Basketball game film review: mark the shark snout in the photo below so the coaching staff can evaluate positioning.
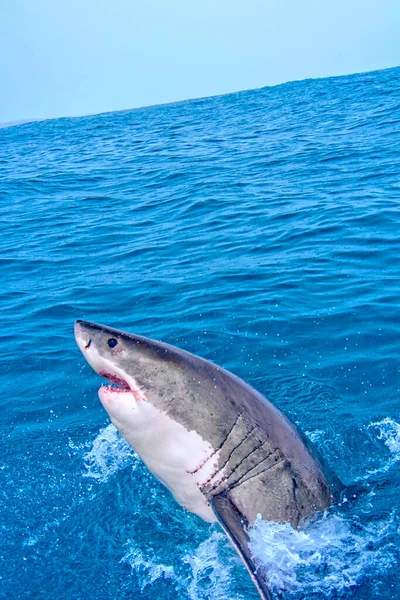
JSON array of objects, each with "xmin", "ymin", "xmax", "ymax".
[{"xmin": 74, "ymin": 320, "xmax": 93, "ymax": 352}]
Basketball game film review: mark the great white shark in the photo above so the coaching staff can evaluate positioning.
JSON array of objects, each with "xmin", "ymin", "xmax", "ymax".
[{"xmin": 74, "ymin": 320, "xmax": 336, "ymax": 599}]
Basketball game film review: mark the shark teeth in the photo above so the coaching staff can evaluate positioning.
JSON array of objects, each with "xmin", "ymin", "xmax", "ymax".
[{"xmin": 99, "ymin": 371, "xmax": 130, "ymax": 391}]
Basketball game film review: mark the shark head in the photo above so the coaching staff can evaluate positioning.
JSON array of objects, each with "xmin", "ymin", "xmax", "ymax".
[
  {"xmin": 74, "ymin": 320, "xmax": 191, "ymax": 431},
  {"xmin": 74, "ymin": 319, "xmax": 222, "ymax": 522}
]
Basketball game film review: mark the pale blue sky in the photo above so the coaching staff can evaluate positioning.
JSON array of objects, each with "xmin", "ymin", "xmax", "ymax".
[{"xmin": 1, "ymin": 0, "xmax": 399, "ymax": 123}]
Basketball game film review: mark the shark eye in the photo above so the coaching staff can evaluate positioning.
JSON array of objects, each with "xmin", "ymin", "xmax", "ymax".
[{"xmin": 108, "ymin": 338, "xmax": 118, "ymax": 348}]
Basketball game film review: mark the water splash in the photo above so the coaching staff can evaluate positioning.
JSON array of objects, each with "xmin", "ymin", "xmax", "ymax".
[
  {"xmin": 83, "ymin": 423, "xmax": 137, "ymax": 481},
  {"xmin": 122, "ymin": 547, "xmax": 176, "ymax": 591},
  {"xmin": 249, "ymin": 511, "xmax": 396, "ymax": 598},
  {"xmin": 183, "ymin": 531, "xmax": 243, "ymax": 600},
  {"xmin": 368, "ymin": 417, "xmax": 400, "ymax": 463},
  {"xmin": 122, "ymin": 529, "xmax": 245, "ymax": 600}
]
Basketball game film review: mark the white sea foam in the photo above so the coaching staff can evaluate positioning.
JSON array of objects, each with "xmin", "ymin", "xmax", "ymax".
[
  {"xmin": 183, "ymin": 531, "xmax": 242, "ymax": 600},
  {"xmin": 83, "ymin": 423, "xmax": 137, "ymax": 481},
  {"xmin": 368, "ymin": 417, "xmax": 400, "ymax": 463},
  {"xmin": 122, "ymin": 546, "xmax": 175, "ymax": 591},
  {"xmin": 249, "ymin": 511, "xmax": 396, "ymax": 598},
  {"xmin": 122, "ymin": 530, "xmax": 245, "ymax": 599}
]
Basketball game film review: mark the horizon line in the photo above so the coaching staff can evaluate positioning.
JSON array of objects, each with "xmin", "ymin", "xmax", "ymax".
[{"xmin": 1, "ymin": 63, "xmax": 398, "ymax": 130}]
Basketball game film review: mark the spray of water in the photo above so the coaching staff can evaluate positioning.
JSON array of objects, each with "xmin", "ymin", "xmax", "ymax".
[
  {"xmin": 367, "ymin": 417, "xmax": 400, "ymax": 469},
  {"xmin": 121, "ymin": 546, "xmax": 176, "ymax": 591},
  {"xmin": 249, "ymin": 510, "xmax": 396, "ymax": 598},
  {"xmin": 83, "ymin": 423, "xmax": 137, "ymax": 481}
]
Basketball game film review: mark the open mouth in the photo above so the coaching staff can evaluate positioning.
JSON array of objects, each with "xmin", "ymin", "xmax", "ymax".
[{"xmin": 99, "ymin": 371, "xmax": 131, "ymax": 393}]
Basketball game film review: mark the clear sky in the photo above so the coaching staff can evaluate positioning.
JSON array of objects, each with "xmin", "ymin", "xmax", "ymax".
[{"xmin": 1, "ymin": 0, "xmax": 399, "ymax": 123}]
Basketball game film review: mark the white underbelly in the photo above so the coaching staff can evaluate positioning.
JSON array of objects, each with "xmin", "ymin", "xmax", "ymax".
[{"xmin": 103, "ymin": 390, "xmax": 220, "ymax": 522}]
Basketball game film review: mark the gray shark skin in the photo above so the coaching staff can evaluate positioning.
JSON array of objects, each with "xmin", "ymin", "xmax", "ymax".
[{"xmin": 74, "ymin": 320, "xmax": 335, "ymax": 600}]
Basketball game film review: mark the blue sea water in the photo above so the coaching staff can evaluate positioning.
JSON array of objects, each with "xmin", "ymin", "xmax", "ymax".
[{"xmin": 1, "ymin": 66, "xmax": 400, "ymax": 599}]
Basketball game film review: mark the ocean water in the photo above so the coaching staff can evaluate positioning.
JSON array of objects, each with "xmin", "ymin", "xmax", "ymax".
[{"xmin": 1, "ymin": 66, "xmax": 400, "ymax": 599}]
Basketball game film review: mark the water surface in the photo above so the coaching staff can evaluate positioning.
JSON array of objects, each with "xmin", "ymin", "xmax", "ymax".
[{"xmin": 1, "ymin": 66, "xmax": 399, "ymax": 599}]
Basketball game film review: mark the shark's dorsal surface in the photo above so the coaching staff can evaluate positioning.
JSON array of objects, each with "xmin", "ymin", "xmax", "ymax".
[{"xmin": 74, "ymin": 320, "xmax": 335, "ymax": 599}]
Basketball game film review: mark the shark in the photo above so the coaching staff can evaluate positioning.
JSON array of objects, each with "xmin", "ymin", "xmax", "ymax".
[{"xmin": 74, "ymin": 320, "xmax": 335, "ymax": 599}]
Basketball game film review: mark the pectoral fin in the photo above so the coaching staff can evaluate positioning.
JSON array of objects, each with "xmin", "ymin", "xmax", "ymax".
[{"xmin": 211, "ymin": 493, "xmax": 272, "ymax": 600}]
